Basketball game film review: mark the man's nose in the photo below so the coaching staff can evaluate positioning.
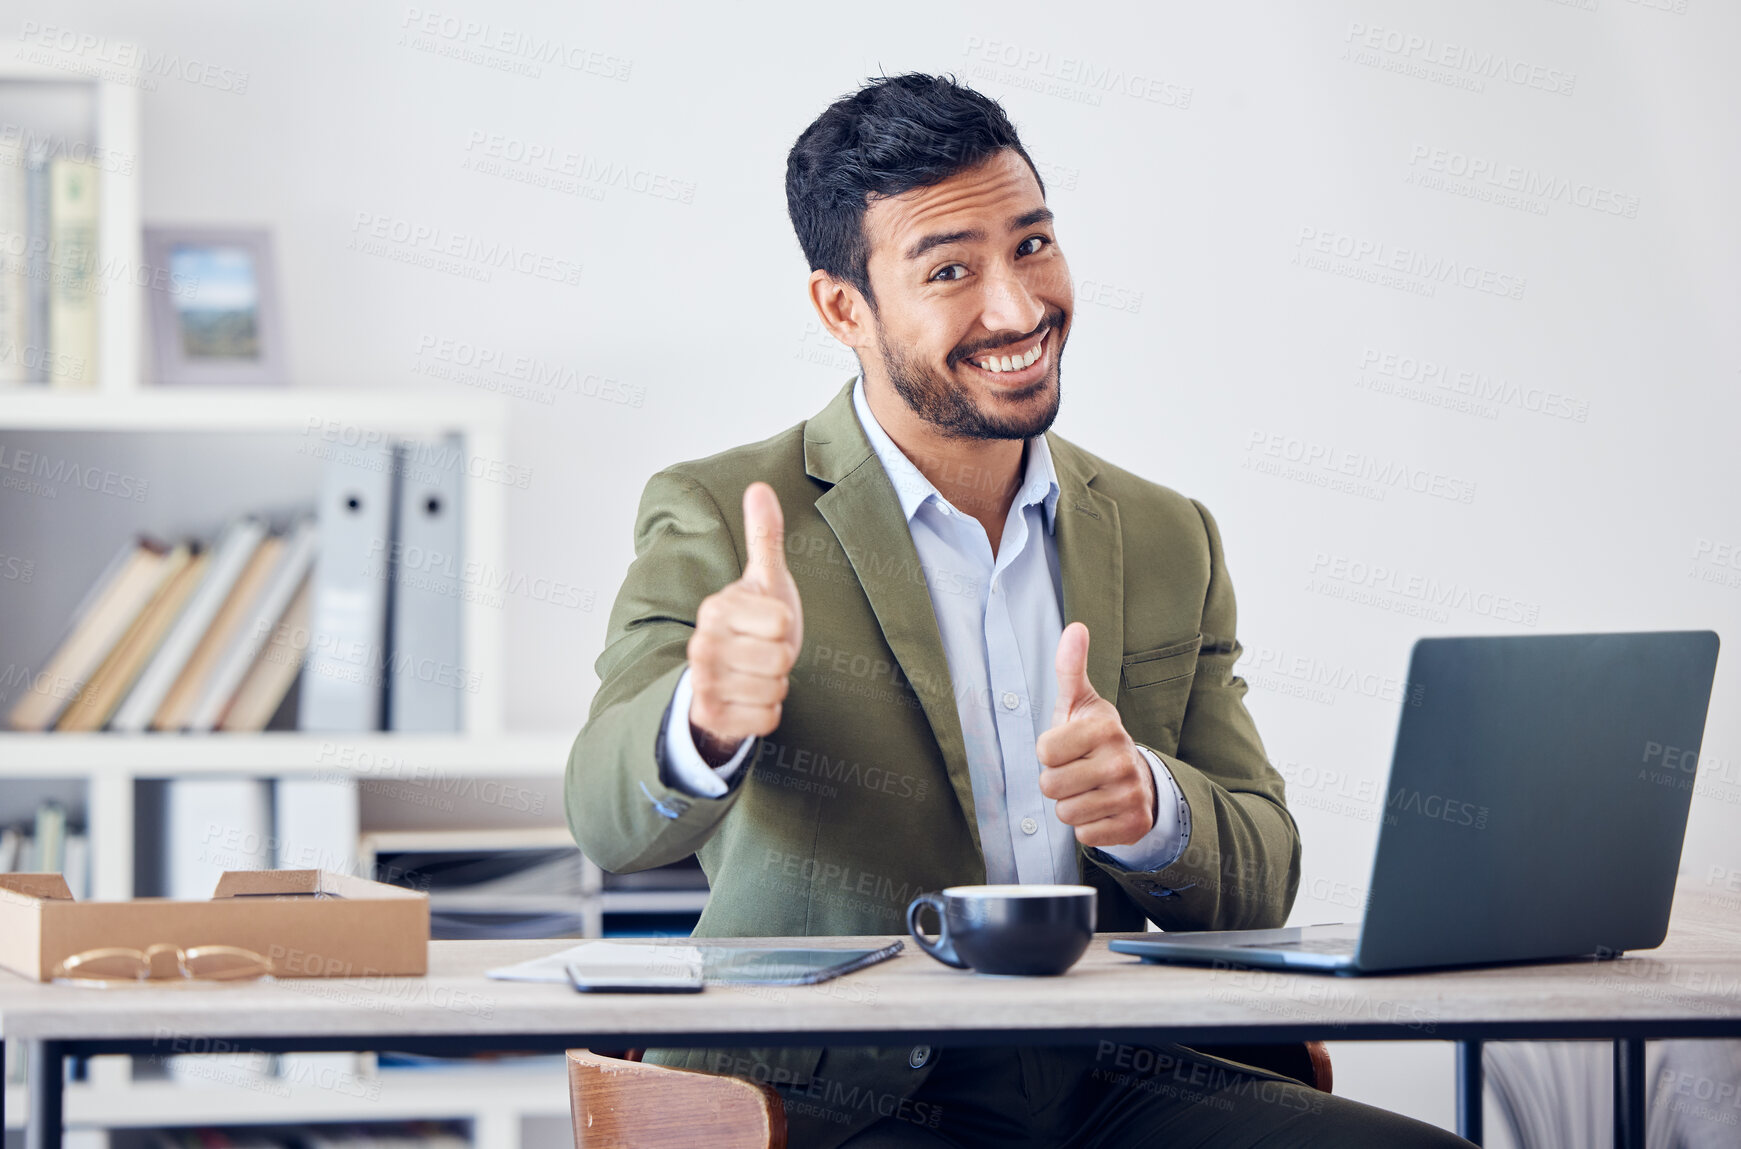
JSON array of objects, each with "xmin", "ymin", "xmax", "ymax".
[{"xmin": 977, "ymin": 263, "xmax": 1045, "ymax": 336}]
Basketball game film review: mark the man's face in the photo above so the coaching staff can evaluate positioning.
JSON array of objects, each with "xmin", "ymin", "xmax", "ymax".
[{"xmin": 858, "ymin": 149, "xmax": 1073, "ymax": 441}]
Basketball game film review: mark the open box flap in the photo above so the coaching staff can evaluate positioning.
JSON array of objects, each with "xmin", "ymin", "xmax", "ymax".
[
  {"xmin": 0, "ymin": 874, "xmax": 74, "ymax": 902},
  {"xmin": 211, "ymin": 869, "xmax": 426, "ymax": 900}
]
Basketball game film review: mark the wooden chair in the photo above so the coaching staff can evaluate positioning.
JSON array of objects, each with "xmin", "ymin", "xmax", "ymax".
[{"xmin": 568, "ymin": 1043, "xmax": 1330, "ymax": 1148}]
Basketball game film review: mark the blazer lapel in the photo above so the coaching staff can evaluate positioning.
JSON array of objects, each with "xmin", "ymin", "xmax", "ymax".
[
  {"xmin": 1046, "ymin": 434, "xmax": 1125, "ymax": 706},
  {"xmin": 804, "ymin": 382, "xmax": 983, "ymax": 859}
]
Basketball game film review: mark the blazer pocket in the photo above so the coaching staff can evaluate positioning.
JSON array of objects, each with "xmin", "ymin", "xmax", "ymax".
[{"xmin": 1120, "ymin": 634, "xmax": 1204, "ymax": 691}]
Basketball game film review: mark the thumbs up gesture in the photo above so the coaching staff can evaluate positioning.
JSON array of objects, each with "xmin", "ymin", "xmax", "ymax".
[
  {"xmin": 686, "ymin": 482, "xmax": 805, "ymax": 764},
  {"xmin": 1036, "ymin": 622, "xmax": 1157, "ymax": 848}
]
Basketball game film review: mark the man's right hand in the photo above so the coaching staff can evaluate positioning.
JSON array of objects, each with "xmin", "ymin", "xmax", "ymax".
[{"xmin": 685, "ymin": 481, "xmax": 804, "ymax": 765}]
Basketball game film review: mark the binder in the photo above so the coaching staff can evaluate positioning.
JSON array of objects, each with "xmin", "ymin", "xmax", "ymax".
[
  {"xmin": 274, "ymin": 775, "xmax": 359, "ymax": 875},
  {"xmin": 301, "ymin": 440, "xmax": 394, "ymax": 730},
  {"xmin": 111, "ymin": 519, "xmax": 269, "ymax": 733},
  {"xmin": 163, "ymin": 777, "xmax": 272, "ymax": 899},
  {"xmin": 388, "ymin": 436, "xmax": 464, "ymax": 731},
  {"xmin": 186, "ymin": 518, "xmax": 318, "ymax": 731}
]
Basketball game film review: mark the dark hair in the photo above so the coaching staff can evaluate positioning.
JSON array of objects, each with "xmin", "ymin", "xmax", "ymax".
[{"xmin": 785, "ymin": 73, "xmax": 1044, "ymax": 309}]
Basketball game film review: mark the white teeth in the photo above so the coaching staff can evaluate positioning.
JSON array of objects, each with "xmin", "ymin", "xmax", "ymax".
[{"xmin": 975, "ymin": 335, "xmax": 1045, "ymax": 372}]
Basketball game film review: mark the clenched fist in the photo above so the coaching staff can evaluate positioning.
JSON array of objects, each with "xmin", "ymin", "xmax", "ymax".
[
  {"xmin": 686, "ymin": 482, "xmax": 804, "ymax": 764},
  {"xmin": 1036, "ymin": 622, "xmax": 1157, "ymax": 848}
]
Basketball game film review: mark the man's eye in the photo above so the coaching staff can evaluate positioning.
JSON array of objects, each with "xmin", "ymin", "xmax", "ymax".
[
  {"xmin": 930, "ymin": 263, "xmax": 967, "ymax": 282},
  {"xmin": 1018, "ymin": 235, "xmax": 1050, "ymax": 257}
]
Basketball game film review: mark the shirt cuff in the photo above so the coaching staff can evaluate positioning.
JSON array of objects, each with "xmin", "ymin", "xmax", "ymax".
[
  {"xmin": 659, "ymin": 667, "xmax": 754, "ymax": 798},
  {"xmin": 1096, "ymin": 746, "xmax": 1191, "ymax": 872}
]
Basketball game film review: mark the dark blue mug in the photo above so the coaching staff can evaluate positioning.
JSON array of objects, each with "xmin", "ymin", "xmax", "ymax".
[{"xmin": 906, "ymin": 884, "xmax": 1096, "ymax": 976}]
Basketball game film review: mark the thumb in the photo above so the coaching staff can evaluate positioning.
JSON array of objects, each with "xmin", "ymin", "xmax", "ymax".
[
  {"xmin": 742, "ymin": 481, "xmax": 789, "ymax": 594},
  {"xmin": 1051, "ymin": 622, "xmax": 1097, "ymax": 728}
]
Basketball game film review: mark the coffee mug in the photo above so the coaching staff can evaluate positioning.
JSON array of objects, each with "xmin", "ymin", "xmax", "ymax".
[{"xmin": 906, "ymin": 884, "xmax": 1096, "ymax": 976}]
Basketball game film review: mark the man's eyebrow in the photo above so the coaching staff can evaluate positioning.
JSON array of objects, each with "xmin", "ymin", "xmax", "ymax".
[
  {"xmin": 904, "ymin": 228, "xmax": 985, "ymax": 262},
  {"xmin": 902, "ymin": 207, "xmax": 1057, "ymax": 262}
]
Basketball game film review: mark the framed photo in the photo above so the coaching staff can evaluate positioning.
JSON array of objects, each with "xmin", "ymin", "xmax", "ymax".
[{"xmin": 143, "ymin": 226, "xmax": 286, "ymax": 386}]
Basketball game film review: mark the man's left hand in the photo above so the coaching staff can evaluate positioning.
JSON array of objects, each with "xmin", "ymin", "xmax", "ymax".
[{"xmin": 1036, "ymin": 622, "xmax": 1157, "ymax": 848}]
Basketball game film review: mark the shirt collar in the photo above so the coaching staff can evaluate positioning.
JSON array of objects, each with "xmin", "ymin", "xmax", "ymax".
[{"xmin": 851, "ymin": 375, "xmax": 1060, "ymax": 533}]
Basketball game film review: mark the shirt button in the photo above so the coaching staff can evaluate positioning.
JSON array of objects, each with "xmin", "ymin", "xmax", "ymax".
[
  {"xmin": 909, "ymin": 1045, "xmax": 931, "ymax": 1069},
  {"xmin": 1021, "ymin": 817, "xmax": 1038, "ymax": 835},
  {"xmin": 1001, "ymin": 691, "xmax": 1020, "ymax": 710}
]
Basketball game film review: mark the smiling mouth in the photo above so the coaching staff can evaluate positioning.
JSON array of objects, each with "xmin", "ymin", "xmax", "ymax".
[{"xmin": 961, "ymin": 327, "xmax": 1050, "ymax": 383}]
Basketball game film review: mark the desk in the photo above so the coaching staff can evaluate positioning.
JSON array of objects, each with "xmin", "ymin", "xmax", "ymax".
[{"xmin": 3, "ymin": 890, "xmax": 1737, "ymax": 1149}]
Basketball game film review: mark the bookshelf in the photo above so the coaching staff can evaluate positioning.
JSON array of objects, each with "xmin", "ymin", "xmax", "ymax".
[{"xmin": 0, "ymin": 56, "xmax": 705, "ymax": 1149}]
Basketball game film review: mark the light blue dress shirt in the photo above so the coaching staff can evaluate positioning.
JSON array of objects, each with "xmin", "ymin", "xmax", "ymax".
[{"xmin": 659, "ymin": 378, "xmax": 1190, "ymax": 881}]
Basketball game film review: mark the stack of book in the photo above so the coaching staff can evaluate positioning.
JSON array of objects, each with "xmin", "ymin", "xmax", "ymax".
[
  {"xmin": 3, "ymin": 433, "xmax": 470, "ymax": 736},
  {"xmin": 0, "ymin": 137, "xmax": 98, "ymax": 387},
  {"xmin": 5, "ymin": 517, "xmax": 318, "ymax": 734}
]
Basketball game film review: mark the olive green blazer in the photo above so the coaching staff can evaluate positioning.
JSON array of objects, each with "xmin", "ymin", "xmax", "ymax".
[{"xmin": 565, "ymin": 378, "xmax": 1300, "ymax": 1148}]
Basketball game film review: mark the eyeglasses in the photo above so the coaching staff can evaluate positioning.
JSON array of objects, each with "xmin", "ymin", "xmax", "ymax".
[{"xmin": 52, "ymin": 943, "xmax": 273, "ymax": 986}]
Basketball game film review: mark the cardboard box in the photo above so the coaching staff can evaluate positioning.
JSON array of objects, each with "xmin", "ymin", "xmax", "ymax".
[{"xmin": 0, "ymin": 870, "xmax": 428, "ymax": 982}]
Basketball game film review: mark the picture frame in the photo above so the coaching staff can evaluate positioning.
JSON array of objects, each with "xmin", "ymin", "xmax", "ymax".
[{"xmin": 142, "ymin": 225, "xmax": 286, "ymax": 386}]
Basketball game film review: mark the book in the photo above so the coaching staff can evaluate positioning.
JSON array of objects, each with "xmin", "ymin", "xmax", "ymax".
[
  {"xmin": 151, "ymin": 532, "xmax": 285, "ymax": 731},
  {"xmin": 111, "ymin": 518, "xmax": 269, "ymax": 733},
  {"xmin": 47, "ymin": 156, "xmax": 98, "ymax": 387},
  {"xmin": 23, "ymin": 147, "xmax": 49, "ymax": 384},
  {"xmin": 217, "ymin": 573, "xmax": 312, "ymax": 732},
  {"xmin": 55, "ymin": 543, "xmax": 200, "ymax": 732},
  {"xmin": 6, "ymin": 538, "xmax": 174, "ymax": 731},
  {"xmin": 187, "ymin": 518, "xmax": 318, "ymax": 731},
  {"xmin": 32, "ymin": 801, "xmax": 67, "ymax": 874},
  {"xmin": 63, "ymin": 832, "xmax": 88, "ymax": 899},
  {"xmin": 0, "ymin": 132, "xmax": 26, "ymax": 385}
]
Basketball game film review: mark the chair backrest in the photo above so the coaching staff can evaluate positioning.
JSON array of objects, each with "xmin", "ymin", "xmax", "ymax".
[{"xmin": 568, "ymin": 1050, "xmax": 786, "ymax": 1149}]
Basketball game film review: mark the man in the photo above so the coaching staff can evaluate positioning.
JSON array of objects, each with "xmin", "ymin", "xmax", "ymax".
[{"xmin": 568, "ymin": 73, "xmax": 1468, "ymax": 1147}]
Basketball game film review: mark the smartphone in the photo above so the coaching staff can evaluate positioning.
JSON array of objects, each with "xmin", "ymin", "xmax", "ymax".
[{"xmin": 566, "ymin": 963, "xmax": 704, "ymax": 994}]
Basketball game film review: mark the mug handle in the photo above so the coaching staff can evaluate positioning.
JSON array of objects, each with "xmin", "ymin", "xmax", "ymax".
[{"xmin": 906, "ymin": 893, "xmax": 968, "ymax": 969}]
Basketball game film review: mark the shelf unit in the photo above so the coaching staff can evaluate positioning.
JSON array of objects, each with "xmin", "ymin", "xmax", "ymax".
[{"xmin": 0, "ymin": 56, "xmax": 699, "ymax": 1149}]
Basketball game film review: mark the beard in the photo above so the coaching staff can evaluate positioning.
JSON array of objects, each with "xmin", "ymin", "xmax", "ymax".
[{"xmin": 875, "ymin": 308, "xmax": 1066, "ymax": 441}]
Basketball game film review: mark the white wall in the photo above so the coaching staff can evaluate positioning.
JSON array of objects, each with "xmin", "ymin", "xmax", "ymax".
[{"xmin": 32, "ymin": 0, "xmax": 1740, "ymax": 1133}]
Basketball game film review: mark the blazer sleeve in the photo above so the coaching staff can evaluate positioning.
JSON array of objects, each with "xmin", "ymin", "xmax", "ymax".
[
  {"xmin": 565, "ymin": 468, "xmax": 758, "ymax": 872},
  {"xmin": 1086, "ymin": 499, "xmax": 1302, "ymax": 931}
]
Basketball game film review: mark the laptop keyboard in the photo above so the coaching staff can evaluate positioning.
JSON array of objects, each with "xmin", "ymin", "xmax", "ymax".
[{"xmin": 1237, "ymin": 937, "xmax": 1357, "ymax": 955}]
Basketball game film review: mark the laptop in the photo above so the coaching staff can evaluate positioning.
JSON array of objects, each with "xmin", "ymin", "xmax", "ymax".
[{"xmin": 1110, "ymin": 631, "xmax": 1720, "ymax": 975}]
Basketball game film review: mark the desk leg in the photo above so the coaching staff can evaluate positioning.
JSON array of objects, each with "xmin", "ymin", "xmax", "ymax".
[
  {"xmin": 1456, "ymin": 1040, "xmax": 1483, "ymax": 1145},
  {"xmin": 26, "ymin": 1041, "xmax": 64, "ymax": 1149},
  {"xmin": 1613, "ymin": 1038, "xmax": 1646, "ymax": 1149}
]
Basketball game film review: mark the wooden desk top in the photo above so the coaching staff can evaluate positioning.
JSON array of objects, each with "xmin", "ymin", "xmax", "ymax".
[{"xmin": 3, "ymin": 891, "xmax": 1737, "ymax": 1049}]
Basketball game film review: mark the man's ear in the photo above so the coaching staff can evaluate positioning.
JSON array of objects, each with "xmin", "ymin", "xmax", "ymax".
[{"xmin": 807, "ymin": 269, "xmax": 874, "ymax": 352}]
